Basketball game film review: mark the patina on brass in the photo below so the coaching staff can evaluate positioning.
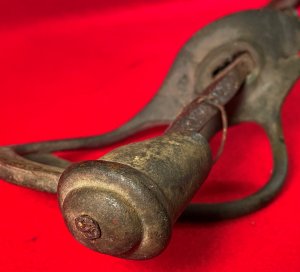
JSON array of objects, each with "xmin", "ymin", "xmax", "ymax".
[
  {"xmin": 58, "ymin": 56, "xmax": 252, "ymax": 259},
  {"xmin": 0, "ymin": 5, "xmax": 300, "ymax": 260}
]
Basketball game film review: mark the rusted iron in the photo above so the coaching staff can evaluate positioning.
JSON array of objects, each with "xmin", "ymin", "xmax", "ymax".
[
  {"xmin": 75, "ymin": 215, "xmax": 101, "ymax": 240},
  {"xmin": 166, "ymin": 53, "xmax": 253, "ymax": 135},
  {"xmin": 0, "ymin": 4, "xmax": 300, "ymax": 260}
]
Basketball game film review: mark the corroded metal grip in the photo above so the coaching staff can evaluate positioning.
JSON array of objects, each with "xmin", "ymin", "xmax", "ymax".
[
  {"xmin": 58, "ymin": 132, "xmax": 212, "ymax": 259},
  {"xmin": 57, "ymin": 53, "xmax": 250, "ymax": 259}
]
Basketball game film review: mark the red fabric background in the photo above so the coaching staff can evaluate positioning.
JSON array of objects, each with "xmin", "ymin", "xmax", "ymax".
[{"xmin": 1, "ymin": 0, "xmax": 300, "ymax": 271}]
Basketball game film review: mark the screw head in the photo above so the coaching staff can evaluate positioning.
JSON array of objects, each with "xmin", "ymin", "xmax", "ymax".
[{"xmin": 75, "ymin": 215, "xmax": 101, "ymax": 240}]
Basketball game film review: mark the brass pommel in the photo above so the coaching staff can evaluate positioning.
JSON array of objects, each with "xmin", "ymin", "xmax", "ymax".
[{"xmin": 58, "ymin": 132, "xmax": 212, "ymax": 259}]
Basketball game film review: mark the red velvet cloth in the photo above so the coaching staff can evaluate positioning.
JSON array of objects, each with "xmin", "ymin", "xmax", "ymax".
[{"xmin": 1, "ymin": 0, "xmax": 300, "ymax": 271}]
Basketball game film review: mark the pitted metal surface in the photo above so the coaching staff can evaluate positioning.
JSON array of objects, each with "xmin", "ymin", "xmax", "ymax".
[{"xmin": 0, "ymin": 6, "xmax": 300, "ymax": 260}]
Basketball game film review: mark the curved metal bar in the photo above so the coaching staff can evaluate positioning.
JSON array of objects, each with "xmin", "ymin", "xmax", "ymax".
[
  {"xmin": 14, "ymin": 119, "xmax": 168, "ymax": 155},
  {"xmin": 0, "ymin": 147, "xmax": 63, "ymax": 192},
  {"xmin": 0, "ymin": 120, "xmax": 163, "ymax": 193},
  {"xmin": 180, "ymin": 118, "xmax": 288, "ymax": 221}
]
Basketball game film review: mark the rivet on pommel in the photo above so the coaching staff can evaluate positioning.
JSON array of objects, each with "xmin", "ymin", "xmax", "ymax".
[{"xmin": 75, "ymin": 215, "xmax": 101, "ymax": 240}]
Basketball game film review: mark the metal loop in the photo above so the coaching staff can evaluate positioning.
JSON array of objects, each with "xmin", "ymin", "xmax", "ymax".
[
  {"xmin": 196, "ymin": 96, "xmax": 229, "ymax": 163},
  {"xmin": 180, "ymin": 117, "xmax": 288, "ymax": 221}
]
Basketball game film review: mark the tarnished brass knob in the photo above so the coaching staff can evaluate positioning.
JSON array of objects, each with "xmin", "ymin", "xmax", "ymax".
[{"xmin": 58, "ymin": 132, "xmax": 212, "ymax": 259}]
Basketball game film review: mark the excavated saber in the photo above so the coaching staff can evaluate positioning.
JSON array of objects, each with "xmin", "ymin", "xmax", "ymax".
[{"xmin": 1, "ymin": 6, "xmax": 300, "ymax": 260}]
